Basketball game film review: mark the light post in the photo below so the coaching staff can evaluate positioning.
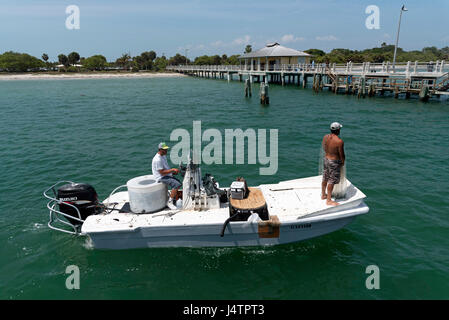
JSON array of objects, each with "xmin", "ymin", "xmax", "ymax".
[
  {"xmin": 185, "ymin": 49, "xmax": 189, "ymax": 66},
  {"xmin": 392, "ymin": 5, "xmax": 408, "ymax": 72}
]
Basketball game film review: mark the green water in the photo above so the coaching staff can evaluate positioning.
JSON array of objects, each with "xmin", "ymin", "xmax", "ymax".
[{"xmin": 1, "ymin": 77, "xmax": 448, "ymax": 300}]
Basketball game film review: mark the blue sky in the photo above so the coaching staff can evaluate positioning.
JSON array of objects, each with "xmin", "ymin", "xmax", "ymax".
[{"xmin": 0, "ymin": 0, "xmax": 448, "ymax": 61}]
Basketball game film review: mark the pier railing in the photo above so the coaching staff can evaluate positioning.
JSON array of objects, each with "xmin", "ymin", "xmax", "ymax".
[{"xmin": 167, "ymin": 61, "xmax": 448, "ymax": 77}]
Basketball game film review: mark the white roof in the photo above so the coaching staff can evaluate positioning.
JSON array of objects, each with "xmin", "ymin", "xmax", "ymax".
[
  {"xmin": 56, "ymin": 64, "xmax": 83, "ymax": 67},
  {"xmin": 239, "ymin": 43, "xmax": 310, "ymax": 59}
]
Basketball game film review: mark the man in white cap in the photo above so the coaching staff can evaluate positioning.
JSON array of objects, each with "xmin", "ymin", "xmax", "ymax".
[
  {"xmin": 152, "ymin": 142, "xmax": 181, "ymax": 210},
  {"xmin": 321, "ymin": 122, "xmax": 345, "ymax": 206}
]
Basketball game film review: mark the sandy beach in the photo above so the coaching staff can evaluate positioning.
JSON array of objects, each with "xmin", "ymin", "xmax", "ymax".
[{"xmin": 0, "ymin": 72, "xmax": 186, "ymax": 81}]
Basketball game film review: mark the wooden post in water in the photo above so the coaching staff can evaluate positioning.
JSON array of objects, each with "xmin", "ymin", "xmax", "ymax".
[
  {"xmin": 405, "ymin": 79, "xmax": 411, "ymax": 98},
  {"xmin": 345, "ymin": 76, "xmax": 350, "ymax": 94},
  {"xmin": 419, "ymin": 85, "xmax": 430, "ymax": 102},
  {"xmin": 359, "ymin": 77, "xmax": 366, "ymax": 98},
  {"xmin": 394, "ymin": 82, "xmax": 399, "ymax": 99},
  {"xmin": 260, "ymin": 82, "xmax": 270, "ymax": 105},
  {"xmin": 380, "ymin": 78, "xmax": 386, "ymax": 95},
  {"xmin": 334, "ymin": 76, "xmax": 339, "ymax": 94},
  {"xmin": 245, "ymin": 78, "xmax": 252, "ymax": 97},
  {"xmin": 362, "ymin": 76, "xmax": 366, "ymax": 98},
  {"xmin": 368, "ymin": 83, "xmax": 376, "ymax": 97}
]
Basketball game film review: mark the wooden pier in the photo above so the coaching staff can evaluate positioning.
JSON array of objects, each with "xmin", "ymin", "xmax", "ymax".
[{"xmin": 167, "ymin": 61, "xmax": 449, "ymax": 101}]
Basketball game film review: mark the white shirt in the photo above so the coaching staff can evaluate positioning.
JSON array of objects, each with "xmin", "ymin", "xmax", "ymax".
[{"xmin": 152, "ymin": 153, "xmax": 172, "ymax": 181}]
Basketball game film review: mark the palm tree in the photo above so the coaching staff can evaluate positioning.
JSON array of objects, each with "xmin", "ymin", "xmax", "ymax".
[
  {"xmin": 42, "ymin": 53, "xmax": 49, "ymax": 70},
  {"xmin": 116, "ymin": 53, "xmax": 131, "ymax": 70},
  {"xmin": 58, "ymin": 54, "xmax": 69, "ymax": 71}
]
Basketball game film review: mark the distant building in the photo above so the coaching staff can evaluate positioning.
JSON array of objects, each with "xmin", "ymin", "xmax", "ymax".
[
  {"xmin": 55, "ymin": 64, "xmax": 83, "ymax": 71},
  {"xmin": 238, "ymin": 43, "xmax": 311, "ymax": 71}
]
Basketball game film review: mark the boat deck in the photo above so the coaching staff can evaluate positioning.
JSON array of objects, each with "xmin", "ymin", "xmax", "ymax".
[
  {"xmin": 261, "ymin": 175, "xmax": 366, "ymax": 219},
  {"xmin": 81, "ymin": 175, "xmax": 366, "ymax": 234}
]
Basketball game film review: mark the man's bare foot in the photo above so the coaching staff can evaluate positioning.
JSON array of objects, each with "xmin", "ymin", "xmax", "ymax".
[
  {"xmin": 326, "ymin": 200, "xmax": 340, "ymax": 206},
  {"xmin": 321, "ymin": 194, "xmax": 327, "ymax": 200}
]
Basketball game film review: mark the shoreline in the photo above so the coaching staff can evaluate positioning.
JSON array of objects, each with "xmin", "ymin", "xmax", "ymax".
[{"xmin": 0, "ymin": 72, "xmax": 186, "ymax": 81}]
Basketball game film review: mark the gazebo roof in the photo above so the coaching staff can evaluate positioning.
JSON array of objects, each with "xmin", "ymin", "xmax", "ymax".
[{"xmin": 239, "ymin": 43, "xmax": 310, "ymax": 59}]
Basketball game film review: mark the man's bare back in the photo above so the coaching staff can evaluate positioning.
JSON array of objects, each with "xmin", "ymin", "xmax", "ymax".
[{"xmin": 322, "ymin": 134, "xmax": 345, "ymax": 164}]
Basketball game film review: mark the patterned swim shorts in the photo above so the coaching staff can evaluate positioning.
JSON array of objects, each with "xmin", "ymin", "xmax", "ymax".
[
  {"xmin": 159, "ymin": 176, "xmax": 182, "ymax": 189},
  {"xmin": 323, "ymin": 158, "xmax": 342, "ymax": 185}
]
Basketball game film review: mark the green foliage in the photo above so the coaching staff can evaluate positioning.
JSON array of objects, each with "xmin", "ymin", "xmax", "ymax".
[
  {"xmin": 83, "ymin": 55, "xmax": 107, "ymax": 71},
  {"xmin": 58, "ymin": 54, "xmax": 69, "ymax": 67},
  {"xmin": 66, "ymin": 66, "xmax": 79, "ymax": 72},
  {"xmin": 304, "ymin": 49, "xmax": 325, "ymax": 57},
  {"xmin": 142, "ymin": 51, "xmax": 156, "ymax": 62},
  {"xmin": 168, "ymin": 53, "xmax": 189, "ymax": 65},
  {"xmin": 116, "ymin": 53, "xmax": 132, "ymax": 69},
  {"xmin": 192, "ymin": 54, "xmax": 240, "ymax": 65},
  {"xmin": 245, "ymin": 45, "xmax": 252, "ymax": 53},
  {"xmin": 154, "ymin": 56, "xmax": 168, "ymax": 71},
  {"xmin": 0, "ymin": 51, "xmax": 44, "ymax": 72},
  {"xmin": 133, "ymin": 51, "xmax": 156, "ymax": 70},
  {"xmin": 68, "ymin": 52, "xmax": 80, "ymax": 65},
  {"xmin": 307, "ymin": 45, "xmax": 449, "ymax": 64},
  {"xmin": 226, "ymin": 55, "xmax": 240, "ymax": 65}
]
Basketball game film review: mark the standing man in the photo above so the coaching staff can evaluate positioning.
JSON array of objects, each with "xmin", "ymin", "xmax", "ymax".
[
  {"xmin": 152, "ymin": 142, "xmax": 181, "ymax": 210},
  {"xmin": 321, "ymin": 122, "xmax": 345, "ymax": 206}
]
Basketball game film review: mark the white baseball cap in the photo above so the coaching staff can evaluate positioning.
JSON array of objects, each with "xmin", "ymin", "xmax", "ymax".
[{"xmin": 330, "ymin": 122, "xmax": 343, "ymax": 130}]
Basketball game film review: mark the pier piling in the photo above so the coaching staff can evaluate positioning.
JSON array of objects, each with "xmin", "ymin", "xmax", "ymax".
[
  {"xmin": 260, "ymin": 83, "xmax": 269, "ymax": 105},
  {"xmin": 245, "ymin": 78, "xmax": 252, "ymax": 97}
]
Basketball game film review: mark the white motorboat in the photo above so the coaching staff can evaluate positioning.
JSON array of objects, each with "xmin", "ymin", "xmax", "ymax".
[{"xmin": 44, "ymin": 159, "xmax": 369, "ymax": 249}]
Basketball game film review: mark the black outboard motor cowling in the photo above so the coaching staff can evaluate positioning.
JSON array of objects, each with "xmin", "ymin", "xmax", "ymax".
[{"xmin": 57, "ymin": 183, "xmax": 99, "ymax": 226}]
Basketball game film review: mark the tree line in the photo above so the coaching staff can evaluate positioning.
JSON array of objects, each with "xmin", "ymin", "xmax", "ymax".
[
  {"xmin": 304, "ymin": 44, "xmax": 449, "ymax": 64},
  {"xmin": 1, "ymin": 44, "xmax": 448, "ymax": 72},
  {"xmin": 0, "ymin": 51, "xmax": 169, "ymax": 72}
]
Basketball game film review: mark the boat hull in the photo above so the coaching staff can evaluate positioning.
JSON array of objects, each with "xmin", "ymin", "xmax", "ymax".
[{"xmin": 84, "ymin": 203, "xmax": 368, "ymax": 249}]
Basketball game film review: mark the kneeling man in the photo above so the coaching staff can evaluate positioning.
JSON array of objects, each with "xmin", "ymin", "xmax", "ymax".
[{"xmin": 152, "ymin": 142, "xmax": 181, "ymax": 210}]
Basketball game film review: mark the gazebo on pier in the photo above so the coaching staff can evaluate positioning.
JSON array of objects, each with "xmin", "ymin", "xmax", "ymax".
[{"xmin": 238, "ymin": 42, "xmax": 311, "ymax": 71}]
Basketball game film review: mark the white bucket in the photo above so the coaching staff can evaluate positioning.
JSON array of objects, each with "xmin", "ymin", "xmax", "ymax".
[{"xmin": 126, "ymin": 175, "xmax": 167, "ymax": 213}]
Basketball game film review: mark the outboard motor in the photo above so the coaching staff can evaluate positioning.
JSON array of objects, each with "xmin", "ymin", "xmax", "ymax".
[{"xmin": 57, "ymin": 183, "xmax": 99, "ymax": 226}]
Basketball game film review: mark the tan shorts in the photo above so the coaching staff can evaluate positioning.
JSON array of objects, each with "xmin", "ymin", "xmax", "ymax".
[{"xmin": 323, "ymin": 158, "xmax": 342, "ymax": 185}]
